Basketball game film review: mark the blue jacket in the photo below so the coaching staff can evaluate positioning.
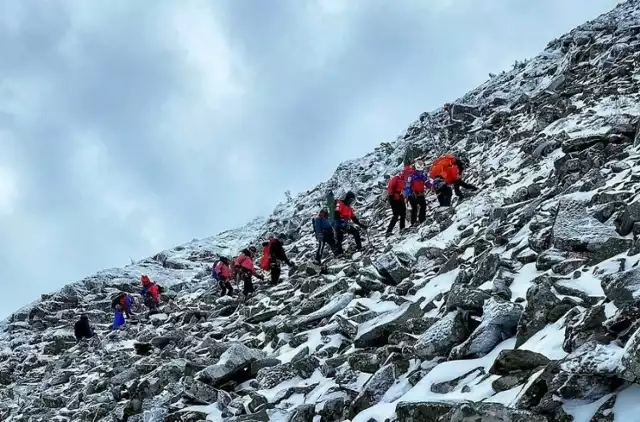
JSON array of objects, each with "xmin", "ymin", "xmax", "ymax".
[
  {"xmin": 404, "ymin": 171, "xmax": 429, "ymax": 196},
  {"xmin": 113, "ymin": 309, "xmax": 125, "ymax": 329},
  {"xmin": 313, "ymin": 217, "xmax": 332, "ymax": 233}
]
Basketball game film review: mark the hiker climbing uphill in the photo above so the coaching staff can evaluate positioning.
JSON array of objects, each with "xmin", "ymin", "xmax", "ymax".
[
  {"xmin": 234, "ymin": 246, "xmax": 264, "ymax": 298},
  {"xmin": 140, "ymin": 275, "xmax": 161, "ymax": 310},
  {"xmin": 261, "ymin": 235, "xmax": 295, "ymax": 285},
  {"xmin": 334, "ymin": 191, "xmax": 367, "ymax": 255},
  {"xmin": 429, "ymin": 154, "xmax": 478, "ymax": 207},
  {"xmin": 111, "ymin": 292, "xmax": 134, "ymax": 318},
  {"xmin": 74, "ymin": 315, "xmax": 95, "ymax": 342},
  {"xmin": 312, "ymin": 208, "xmax": 338, "ymax": 264},
  {"xmin": 213, "ymin": 256, "xmax": 233, "ymax": 296},
  {"xmin": 386, "ymin": 169, "xmax": 408, "ymax": 237},
  {"xmin": 404, "ymin": 160, "xmax": 430, "ymax": 226}
]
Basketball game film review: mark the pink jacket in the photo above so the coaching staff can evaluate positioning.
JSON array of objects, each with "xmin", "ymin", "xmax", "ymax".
[
  {"xmin": 235, "ymin": 253, "xmax": 257, "ymax": 275},
  {"xmin": 214, "ymin": 261, "xmax": 230, "ymax": 280}
]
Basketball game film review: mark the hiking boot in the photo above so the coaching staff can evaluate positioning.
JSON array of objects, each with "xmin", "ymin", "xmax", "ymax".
[{"xmin": 385, "ymin": 231, "xmax": 393, "ymax": 238}]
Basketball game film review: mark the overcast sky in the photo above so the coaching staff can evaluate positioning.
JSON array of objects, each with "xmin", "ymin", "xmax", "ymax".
[{"xmin": 0, "ymin": 0, "xmax": 619, "ymax": 318}]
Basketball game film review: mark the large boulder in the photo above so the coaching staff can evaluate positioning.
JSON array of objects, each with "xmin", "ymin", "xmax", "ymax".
[
  {"xmin": 450, "ymin": 298, "xmax": 523, "ymax": 359},
  {"xmin": 295, "ymin": 293, "xmax": 354, "ymax": 326},
  {"xmin": 618, "ymin": 326, "xmax": 640, "ymax": 383},
  {"xmin": 374, "ymin": 252, "xmax": 412, "ymax": 285},
  {"xmin": 197, "ymin": 344, "xmax": 266, "ymax": 387},
  {"xmin": 553, "ymin": 200, "xmax": 631, "ymax": 260},
  {"xmin": 515, "ymin": 284, "xmax": 561, "ymax": 347},
  {"xmin": 350, "ymin": 363, "xmax": 396, "ymax": 415},
  {"xmin": 354, "ymin": 300, "xmax": 423, "ymax": 348},
  {"xmin": 602, "ymin": 266, "xmax": 640, "ymax": 308},
  {"xmin": 395, "ymin": 401, "xmax": 457, "ymax": 422},
  {"xmin": 445, "ymin": 284, "xmax": 490, "ymax": 313},
  {"xmin": 489, "ymin": 350, "xmax": 551, "ymax": 375},
  {"xmin": 414, "ymin": 310, "xmax": 472, "ymax": 359},
  {"xmin": 444, "ymin": 402, "xmax": 549, "ymax": 422}
]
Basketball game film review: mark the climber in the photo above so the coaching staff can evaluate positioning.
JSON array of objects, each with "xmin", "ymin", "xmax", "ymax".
[
  {"xmin": 111, "ymin": 292, "xmax": 134, "ymax": 318},
  {"xmin": 334, "ymin": 191, "xmax": 367, "ymax": 255},
  {"xmin": 74, "ymin": 315, "xmax": 95, "ymax": 342},
  {"xmin": 260, "ymin": 235, "xmax": 296, "ymax": 285},
  {"xmin": 312, "ymin": 208, "xmax": 337, "ymax": 264},
  {"xmin": 386, "ymin": 170, "xmax": 407, "ymax": 237},
  {"xmin": 404, "ymin": 160, "xmax": 431, "ymax": 226},
  {"xmin": 213, "ymin": 256, "xmax": 233, "ymax": 296},
  {"xmin": 140, "ymin": 275, "xmax": 161, "ymax": 310},
  {"xmin": 429, "ymin": 154, "xmax": 478, "ymax": 207},
  {"xmin": 113, "ymin": 304, "xmax": 126, "ymax": 329},
  {"xmin": 234, "ymin": 246, "xmax": 264, "ymax": 297}
]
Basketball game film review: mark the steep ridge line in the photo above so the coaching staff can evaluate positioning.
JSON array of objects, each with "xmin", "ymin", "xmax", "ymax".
[{"xmin": 4, "ymin": 1, "xmax": 640, "ymax": 421}]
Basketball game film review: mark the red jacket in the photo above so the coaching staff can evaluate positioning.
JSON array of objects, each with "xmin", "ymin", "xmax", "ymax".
[
  {"xmin": 148, "ymin": 284, "xmax": 160, "ymax": 302},
  {"xmin": 336, "ymin": 200, "xmax": 354, "ymax": 221},
  {"xmin": 429, "ymin": 154, "xmax": 460, "ymax": 185},
  {"xmin": 387, "ymin": 175, "xmax": 405, "ymax": 200},
  {"xmin": 235, "ymin": 253, "xmax": 258, "ymax": 276}
]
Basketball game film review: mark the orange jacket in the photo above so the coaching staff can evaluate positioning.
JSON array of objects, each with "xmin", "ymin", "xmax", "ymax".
[{"xmin": 429, "ymin": 154, "xmax": 460, "ymax": 185}]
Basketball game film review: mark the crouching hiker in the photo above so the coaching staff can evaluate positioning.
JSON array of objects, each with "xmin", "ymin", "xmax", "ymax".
[
  {"xmin": 312, "ymin": 209, "xmax": 337, "ymax": 264},
  {"xmin": 260, "ymin": 235, "xmax": 296, "ymax": 285},
  {"xmin": 111, "ymin": 292, "xmax": 134, "ymax": 318},
  {"xmin": 429, "ymin": 154, "xmax": 478, "ymax": 207},
  {"xmin": 140, "ymin": 275, "xmax": 161, "ymax": 310},
  {"xmin": 234, "ymin": 246, "xmax": 264, "ymax": 298},
  {"xmin": 213, "ymin": 256, "xmax": 233, "ymax": 296},
  {"xmin": 74, "ymin": 314, "xmax": 95, "ymax": 342}
]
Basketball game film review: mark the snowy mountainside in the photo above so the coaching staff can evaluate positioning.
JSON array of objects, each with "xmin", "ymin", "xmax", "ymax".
[{"xmin": 4, "ymin": 1, "xmax": 640, "ymax": 421}]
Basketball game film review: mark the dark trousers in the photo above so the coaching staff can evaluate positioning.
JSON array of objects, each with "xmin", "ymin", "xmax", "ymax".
[
  {"xmin": 436, "ymin": 184, "xmax": 453, "ymax": 206},
  {"xmin": 237, "ymin": 271, "xmax": 254, "ymax": 296},
  {"xmin": 408, "ymin": 194, "xmax": 427, "ymax": 225},
  {"xmin": 219, "ymin": 279, "xmax": 233, "ymax": 296},
  {"xmin": 143, "ymin": 295, "xmax": 157, "ymax": 310},
  {"xmin": 437, "ymin": 180, "xmax": 476, "ymax": 206},
  {"xmin": 336, "ymin": 225, "xmax": 362, "ymax": 254},
  {"xmin": 315, "ymin": 229, "xmax": 337, "ymax": 263},
  {"xmin": 386, "ymin": 197, "xmax": 406, "ymax": 234},
  {"xmin": 270, "ymin": 260, "xmax": 281, "ymax": 285}
]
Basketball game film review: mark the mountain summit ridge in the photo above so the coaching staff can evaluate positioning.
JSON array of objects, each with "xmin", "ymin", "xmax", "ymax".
[{"xmin": 4, "ymin": 1, "xmax": 640, "ymax": 421}]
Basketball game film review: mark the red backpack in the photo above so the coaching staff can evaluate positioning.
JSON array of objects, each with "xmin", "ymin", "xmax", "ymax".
[{"xmin": 260, "ymin": 242, "xmax": 271, "ymax": 271}]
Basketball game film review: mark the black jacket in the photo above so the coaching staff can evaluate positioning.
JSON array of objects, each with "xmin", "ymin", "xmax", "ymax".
[
  {"xmin": 74, "ymin": 318, "xmax": 93, "ymax": 341},
  {"xmin": 269, "ymin": 239, "xmax": 291, "ymax": 265}
]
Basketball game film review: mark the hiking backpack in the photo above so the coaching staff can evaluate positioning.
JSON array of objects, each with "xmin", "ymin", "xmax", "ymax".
[
  {"xmin": 260, "ymin": 242, "xmax": 272, "ymax": 271},
  {"xmin": 326, "ymin": 191, "xmax": 336, "ymax": 225}
]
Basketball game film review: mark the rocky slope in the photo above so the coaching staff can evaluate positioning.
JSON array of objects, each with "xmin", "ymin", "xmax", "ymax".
[{"xmin": 4, "ymin": 1, "xmax": 640, "ymax": 421}]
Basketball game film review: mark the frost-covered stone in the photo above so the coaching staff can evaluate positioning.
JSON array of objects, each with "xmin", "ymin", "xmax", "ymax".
[
  {"xmin": 354, "ymin": 300, "xmax": 423, "ymax": 348},
  {"xmin": 450, "ymin": 298, "xmax": 523, "ymax": 359},
  {"xmin": 295, "ymin": 292, "xmax": 354, "ymax": 326},
  {"xmin": 553, "ymin": 200, "xmax": 632, "ymax": 259},
  {"xmin": 601, "ymin": 266, "xmax": 640, "ymax": 308},
  {"xmin": 489, "ymin": 350, "xmax": 550, "ymax": 375},
  {"xmin": 414, "ymin": 310, "xmax": 472, "ymax": 359},
  {"xmin": 350, "ymin": 363, "xmax": 395, "ymax": 415},
  {"xmin": 374, "ymin": 251, "xmax": 412, "ymax": 285},
  {"xmin": 198, "ymin": 344, "xmax": 265, "ymax": 386}
]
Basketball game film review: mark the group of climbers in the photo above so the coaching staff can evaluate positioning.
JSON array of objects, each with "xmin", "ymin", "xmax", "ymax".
[
  {"xmin": 211, "ymin": 235, "xmax": 296, "ymax": 298},
  {"xmin": 310, "ymin": 190, "xmax": 368, "ymax": 264},
  {"xmin": 386, "ymin": 153, "xmax": 478, "ymax": 236}
]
